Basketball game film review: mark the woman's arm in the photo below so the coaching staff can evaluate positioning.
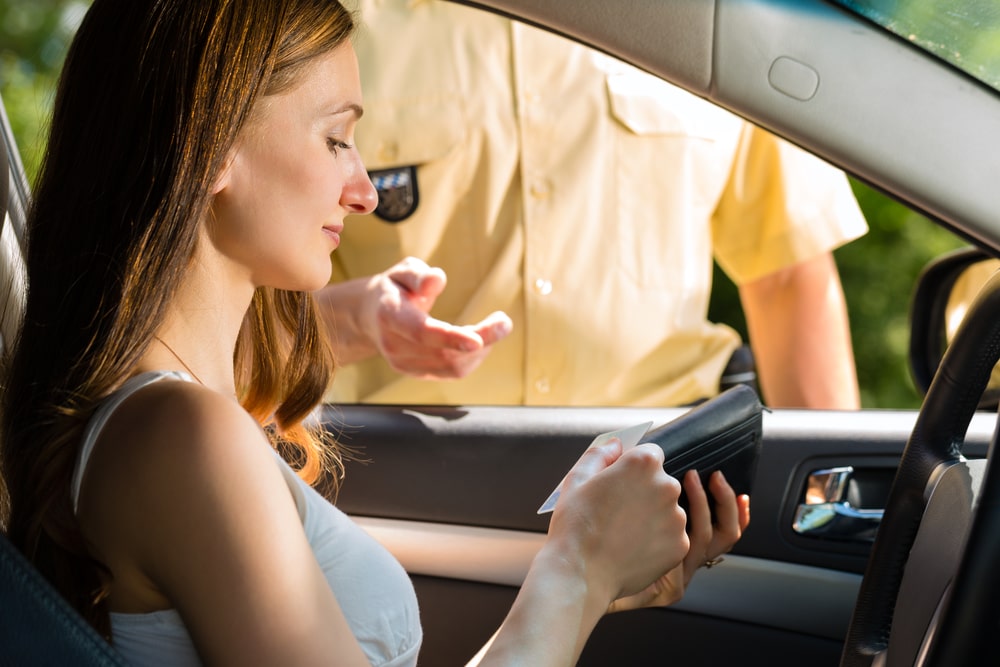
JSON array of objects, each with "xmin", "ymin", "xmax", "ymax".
[
  {"xmin": 469, "ymin": 454, "xmax": 750, "ymax": 667},
  {"xmin": 77, "ymin": 381, "xmax": 370, "ymax": 666}
]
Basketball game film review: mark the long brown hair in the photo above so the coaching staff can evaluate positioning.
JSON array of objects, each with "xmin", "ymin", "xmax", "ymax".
[{"xmin": 0, "ymin": 0, "xmax": 355, "ymax": 636}]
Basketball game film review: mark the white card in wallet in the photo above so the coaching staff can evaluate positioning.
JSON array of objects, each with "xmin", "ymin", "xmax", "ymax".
[{"xmin": 536, "ymin": 421, "xmax": 654, "ymax": 514}]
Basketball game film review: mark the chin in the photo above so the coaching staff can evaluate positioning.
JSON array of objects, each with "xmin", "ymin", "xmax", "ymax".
[
  {"xmin": 263, "ymin": 267, "xmax": 334, "ymax": 294},
  {"xmin": 294, "ymin": 268, "xmax": 335, "ymax": 294}
]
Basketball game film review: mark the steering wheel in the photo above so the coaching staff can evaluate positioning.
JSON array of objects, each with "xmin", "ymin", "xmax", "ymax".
[{"xmin": 841, "ymin": 265, "xmax": 1000, "ymax": 666}]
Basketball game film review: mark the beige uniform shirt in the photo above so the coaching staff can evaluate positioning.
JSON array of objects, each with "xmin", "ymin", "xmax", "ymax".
[{"xmin": 329, "ymin": 0, "xmax": 868, "ymax": 406}]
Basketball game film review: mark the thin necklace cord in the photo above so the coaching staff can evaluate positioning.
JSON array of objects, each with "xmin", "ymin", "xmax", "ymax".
[{"xmin": 153, "ymin": 335, "xmax": 206, "ymax": 385}]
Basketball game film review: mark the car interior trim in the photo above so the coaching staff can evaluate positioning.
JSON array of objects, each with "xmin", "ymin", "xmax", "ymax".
[
  {"xmin": 353, "ymin": 515, "xmax": 861, "ymax": 641},
  {"xmin": 454, "ymin": 0, "xmax": 716, "ymax": 94},
  {"xmin": 712, "ymin": 0, "xmax": 1000, "ymax": 251}
]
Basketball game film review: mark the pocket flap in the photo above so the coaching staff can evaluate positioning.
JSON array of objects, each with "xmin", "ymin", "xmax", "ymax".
[
  {"xmin": 606, "ymin": 71, "xmax": 724, "ymax": 138},
  {"xmin": 356, "ymin": 96, "xmax": 465, "ymax": 170}
]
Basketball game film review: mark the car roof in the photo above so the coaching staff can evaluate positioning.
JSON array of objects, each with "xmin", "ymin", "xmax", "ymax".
[{"xmin": 455, "ymin": 0, "xmax": 1000, "ymax": 253}]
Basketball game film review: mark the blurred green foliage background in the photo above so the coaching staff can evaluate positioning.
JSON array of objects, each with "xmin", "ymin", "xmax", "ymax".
[{"xmin": 0, "ymin": 0, "xmax": 972, "ymax": 409}]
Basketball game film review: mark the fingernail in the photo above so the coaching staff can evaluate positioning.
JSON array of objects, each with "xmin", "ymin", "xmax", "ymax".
[{"xmin": 598, "ymin": 437, "xmax": 622, "ymax": 451}]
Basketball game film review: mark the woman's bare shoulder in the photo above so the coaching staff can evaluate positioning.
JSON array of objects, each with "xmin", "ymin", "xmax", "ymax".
[
  {"xmin": 104, "ymin": 378, "xmax": 263, "ymax": 453},
  {"xmin": 77, "ymin": 378, "xmax": 292, "ymax": 599},
  {"xmin": 83, "ymin": 377, "xmax": 279, "ymax": 508}
]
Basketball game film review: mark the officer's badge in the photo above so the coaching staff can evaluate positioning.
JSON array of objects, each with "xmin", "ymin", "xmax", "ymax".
[{"xmin": 370, "ymin": 166, "xmax": 419, "ymax": 223}]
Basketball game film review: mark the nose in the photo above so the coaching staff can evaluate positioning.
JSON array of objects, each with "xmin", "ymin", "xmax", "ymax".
[{"xmin": 341, "ymin": 162, "xmax": 378, "ymax": 215}]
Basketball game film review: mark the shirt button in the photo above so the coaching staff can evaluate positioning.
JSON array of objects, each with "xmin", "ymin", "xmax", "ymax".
[
  {"xmin": 529, "ymin": 180, "xmax": 551, "ymax": 200},
  {"xmin": 534, "ymin": 377, "xmax": 551, "ymax": 394},
  {"xmin": 533, "ymin": 278, "xmax": 553, "ymax": 295}
]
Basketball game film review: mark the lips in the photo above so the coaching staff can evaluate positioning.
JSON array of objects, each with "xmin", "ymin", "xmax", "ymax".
[{"xmin": 322, "ymin": 222, "xmax": 344, "ymax": 245}]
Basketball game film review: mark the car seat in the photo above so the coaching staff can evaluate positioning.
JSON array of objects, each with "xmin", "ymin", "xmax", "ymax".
[
  {"xmin": 0, "ymin": 98, "xmax": 127, "ymax": 666},
  {"xmin": 0, "ymin": 531, "xmax": 127, "ymax": 665}
]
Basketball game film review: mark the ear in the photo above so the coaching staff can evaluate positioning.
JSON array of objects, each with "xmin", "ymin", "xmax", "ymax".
[{"xmin": 210, "ymin": 150, "xmax": 237, "ymax": 195}]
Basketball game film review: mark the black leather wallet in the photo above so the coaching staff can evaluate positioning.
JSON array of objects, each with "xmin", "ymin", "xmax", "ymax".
[{"xmin": 643, "ymin": 384, "xmax": 764, "ymax": 514}]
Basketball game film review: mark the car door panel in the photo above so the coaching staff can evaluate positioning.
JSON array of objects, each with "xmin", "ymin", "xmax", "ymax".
[{"xmin": 328, "ymin": 405, "xmax": 994, "ymax": 665}]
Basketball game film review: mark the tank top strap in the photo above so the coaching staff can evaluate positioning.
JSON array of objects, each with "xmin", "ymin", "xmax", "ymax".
[{"xmin": 70, "ymin": 370, "xmax": 194, "ymax": 513}]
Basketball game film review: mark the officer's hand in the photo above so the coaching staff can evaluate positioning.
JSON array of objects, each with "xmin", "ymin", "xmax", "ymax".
[{"xmin": 362, "ymin": 257, "xmax": 512, "ymax": 379}]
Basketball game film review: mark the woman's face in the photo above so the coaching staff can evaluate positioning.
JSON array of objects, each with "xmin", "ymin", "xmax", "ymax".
[{"xmin": 208, "ymin": 42, "xmax": 377, "ymax": 292}]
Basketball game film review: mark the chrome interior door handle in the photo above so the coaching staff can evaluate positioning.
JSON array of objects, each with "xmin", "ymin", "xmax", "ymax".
[{"xmin": 793, "ymin": 466, "xmax": 883, "ymax": 542}]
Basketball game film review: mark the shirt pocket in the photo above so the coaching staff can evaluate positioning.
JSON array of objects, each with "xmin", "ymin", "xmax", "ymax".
[
  {"xmin": 356, "ymin": 94, "xmax": 467, "ymax": 170},
  {"xmin": 604, "ymin": 71, "xmax": 738, "ymax": 299},
  {"xmin": 606, "ymin": 70, "xmax": 723, "ymax": 138}
]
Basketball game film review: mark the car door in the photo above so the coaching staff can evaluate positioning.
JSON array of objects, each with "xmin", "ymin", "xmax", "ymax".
[{"xmin": 329, "ymin": 400, "xmax": 995, "ymax": 666}]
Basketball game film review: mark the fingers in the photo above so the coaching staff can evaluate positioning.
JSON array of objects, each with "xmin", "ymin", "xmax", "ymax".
[
  {"xmin": 381, "ymin": 262, "xmax": 510, "ymax": 355},
  {"xmin": 384, "ymin": 256, "xmax": 446, "ymax": 301},
  {"xmin": 559, "ymin": 438, "xmax": 624, "ymax": 495},
  {"xmin": 551, "ymin": 439, "xmax": 688, "ymax": 603},
  {"xmin": 683, "ymin": 469, "xmax": 712, "ymax": 544},
  {"xmin": 708, "ymin": 471, "xmax": 748, "ymax": 546},
  {"xmin": 676, "ymin": 470, "xmax": 751, "ymax": 588},
  {"xmin": 630, "ymin": 441, "xmax": 666, "ymax": 467},
  {"xmin": 409, "ymin": 310, "xmax": 511, "ymax": 353},
  {"xmin": 474, "ymin": 311, "xmax": 514, "ymax": 346},
  {"xmin": 398, "ymin": 313, "xmax": 484, "ymax": 352},
  {"xmin": 707, "ymin": 470, "xmax": 737, "ymax": 525},
  {"xmin": 679, "ymin": 470, "xmax": 711, "ymax": 585},
  {"xmin": 370, "ymin": 259, "xmax": 513, "ymax": 379},
  {"xmin": 735, "ymin": 493, "xmax": 751, "ymax": 533}
]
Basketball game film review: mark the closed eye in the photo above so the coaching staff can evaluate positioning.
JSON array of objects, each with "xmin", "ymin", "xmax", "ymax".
[{"xmin": 327, "ymin": 137, "xmax": 354, "ymax": 156}]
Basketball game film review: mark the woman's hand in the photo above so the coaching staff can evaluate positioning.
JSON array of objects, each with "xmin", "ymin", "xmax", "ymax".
[
  {"xmin": 546, "ymin": 439, "xmax": 691, "ymax": 605},
  {"xmin": 607, "ymin": 469, "xmax": 751, "ymax": 613},
  {"xmin": 472, "ymin": 443, "xmax": 747, "ymax": 666}
]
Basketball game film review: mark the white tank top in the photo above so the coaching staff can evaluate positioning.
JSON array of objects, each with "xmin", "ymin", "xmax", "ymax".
[{"xmin": 71, "ymin": 371, "xmax": 421, "ymax": 666}]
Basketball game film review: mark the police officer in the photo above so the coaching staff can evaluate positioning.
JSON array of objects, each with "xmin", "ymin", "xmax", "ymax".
[{"xmin": 317, "ymin": 0, "xmax": 867, "ymax": 409}]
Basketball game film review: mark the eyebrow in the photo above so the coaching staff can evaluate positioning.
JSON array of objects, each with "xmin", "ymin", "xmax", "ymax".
[{"xmin": 327, "ymin": 102, "xmax": 364, "ymax": 119}]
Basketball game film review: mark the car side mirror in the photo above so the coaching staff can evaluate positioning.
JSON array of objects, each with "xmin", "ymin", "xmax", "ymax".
[{"xmin": 910, "ymin": 246, "xmax": 1000, "ymax": 410}]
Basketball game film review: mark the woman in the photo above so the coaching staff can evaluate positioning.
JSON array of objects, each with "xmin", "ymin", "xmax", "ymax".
[{"xmin": 0, "ymin": 0, "xmax": 749, "ymax": 664}]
